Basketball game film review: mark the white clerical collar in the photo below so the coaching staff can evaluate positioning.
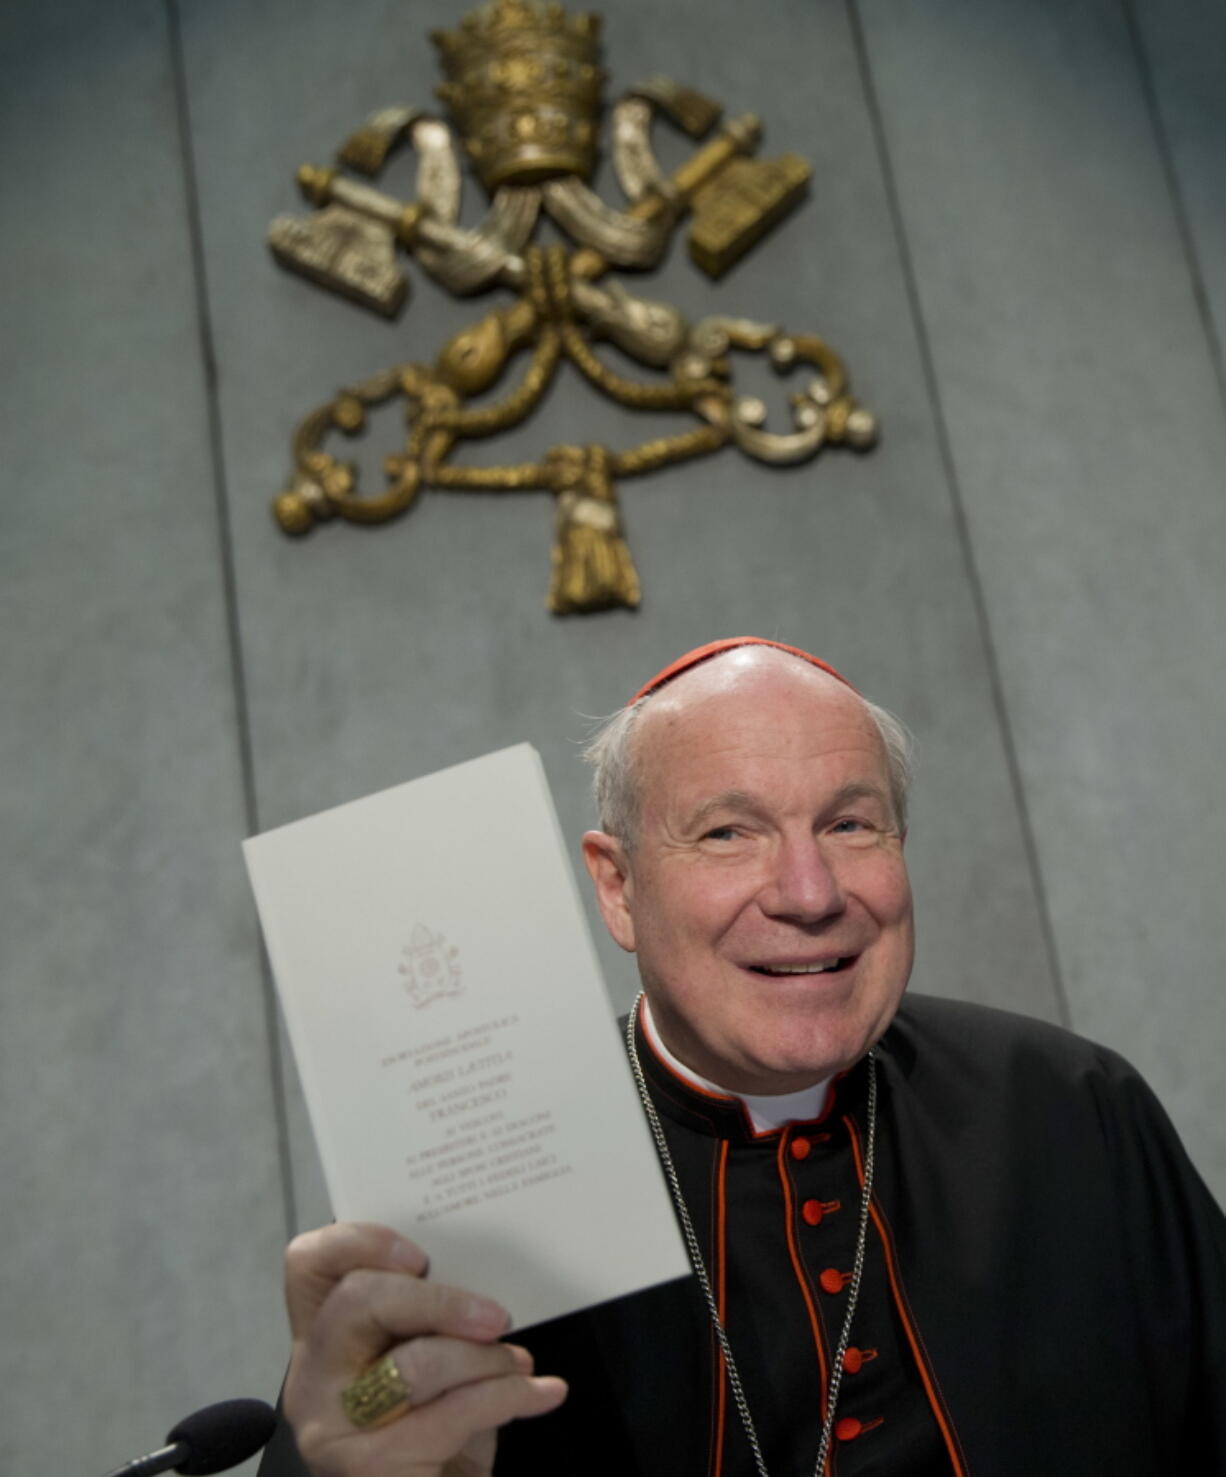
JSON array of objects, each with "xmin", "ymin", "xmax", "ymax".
[{"xmin": 639, "ymin": 995, "xmax": 833, "ymax": 1134}]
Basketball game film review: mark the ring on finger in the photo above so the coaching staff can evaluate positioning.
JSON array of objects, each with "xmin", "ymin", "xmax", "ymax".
[{"xmin": 341, "ymin": 1352, "xmax": 413, "ymax": 1428}]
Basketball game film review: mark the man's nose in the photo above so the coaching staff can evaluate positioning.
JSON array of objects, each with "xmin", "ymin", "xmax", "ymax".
[{"xmin": 759, "ymin": 837, "xmax": 846, "ymax": 923}]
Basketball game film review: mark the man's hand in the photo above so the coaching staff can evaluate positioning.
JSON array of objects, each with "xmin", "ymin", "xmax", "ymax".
[{"xmin": 281, "ymin": 1223, "xmax": 568, "ymax": 1477}]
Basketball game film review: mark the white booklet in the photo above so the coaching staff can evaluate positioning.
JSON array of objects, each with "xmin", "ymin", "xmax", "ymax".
[{"xmin": 243, "ymin": 744, "xmax": 689, "ymax": 1330}]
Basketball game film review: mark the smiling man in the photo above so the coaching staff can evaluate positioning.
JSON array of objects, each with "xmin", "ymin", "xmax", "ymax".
[
  {"xmin": 582, "ymin": 640, "xmax": 914, "ymax": 1097},
  {"xmin": 261, "ymin": 638, "xmax": 1226, "ymax": 1477}
]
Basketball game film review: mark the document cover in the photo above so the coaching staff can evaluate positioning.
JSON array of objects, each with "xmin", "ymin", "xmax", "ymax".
[{"xmin": 243, "ymin": 744, "xmax": 688, "ymax": 1329}]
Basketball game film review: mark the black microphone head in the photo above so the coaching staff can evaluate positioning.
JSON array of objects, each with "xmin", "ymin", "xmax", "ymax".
[{"xmin": 165, "ymin": 1398, "xmax": 277, "ymax": 1475}]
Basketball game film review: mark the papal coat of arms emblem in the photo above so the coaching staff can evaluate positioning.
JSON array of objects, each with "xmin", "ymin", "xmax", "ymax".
[
  {"xmin": 397, "ymin": 923, "xmax": 463, "ymax": 1007},
  {"xmin": 267, "ymin": 0, "xmax": 877, "ymax": 613}
]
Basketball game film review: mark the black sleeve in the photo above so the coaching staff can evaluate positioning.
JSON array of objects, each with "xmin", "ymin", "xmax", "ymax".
[{"xmin": 256, "ymin": 1391, "xmax": 309, "ymax": 1477}]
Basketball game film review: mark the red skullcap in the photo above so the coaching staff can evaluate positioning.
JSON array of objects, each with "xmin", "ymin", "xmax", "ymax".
[{"xmin": 628, "ymin": 638, "xmax": 856, "ymax": 707}]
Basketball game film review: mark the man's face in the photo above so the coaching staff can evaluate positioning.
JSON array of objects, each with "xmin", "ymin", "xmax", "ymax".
[{"xmin": 584, "ymin": 651, "xmax": 914, "ymax": 1093}]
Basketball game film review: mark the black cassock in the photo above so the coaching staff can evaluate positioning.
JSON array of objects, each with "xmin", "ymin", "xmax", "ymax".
[{"xmin": 261, "ymin": 995, "xmax": 1226, "ymax": 1477}]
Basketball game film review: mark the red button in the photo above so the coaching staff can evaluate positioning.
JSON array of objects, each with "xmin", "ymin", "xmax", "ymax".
[
  {"xmin": 790, "ymin": 1137, "xmax": 811, "ymax": 1161},
  {"xmin": 843, "ymin": 1348, "xmax": 863, "ymax": 1373},
  {"xmin": 802, "ymin": 1199, "xmax": 824, "ymax": 1225},
  {"xmin": 819, "ymin": 1267, "xmax": 848, "ymax": 1294},
  {"xmin": 835, "ymin": 1417, "xmax": 863, "ymax": 1442}
]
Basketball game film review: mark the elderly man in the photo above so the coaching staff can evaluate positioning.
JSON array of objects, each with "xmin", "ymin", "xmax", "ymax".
[{"xmin": 260, "ymin": 638, "xmax": 1226, "ymax": 1477}]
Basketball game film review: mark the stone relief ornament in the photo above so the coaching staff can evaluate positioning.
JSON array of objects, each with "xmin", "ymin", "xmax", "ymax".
[{"xmin": 267, "ymin": 0, "xmax": 877, "ymax": 613}]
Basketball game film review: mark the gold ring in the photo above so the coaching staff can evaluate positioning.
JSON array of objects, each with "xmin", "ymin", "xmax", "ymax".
[{"xmin": 340, "ymin": 1352, "xmax": 413, "ymax": 1428}]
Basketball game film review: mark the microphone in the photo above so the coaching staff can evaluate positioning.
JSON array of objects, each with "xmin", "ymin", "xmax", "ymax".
[{"xmin": 100, "ymin": 1398, "xmax": 277, "ymax": 1477}]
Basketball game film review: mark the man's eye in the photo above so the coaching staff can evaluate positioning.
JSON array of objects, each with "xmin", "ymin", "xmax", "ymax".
[
  {"xmin": 703, "ymin": 826, "xmax": 738, "ymax": 842},
  {"xmin": 831, "ymin": 817, "xmax": 871, "ymax": 835}
]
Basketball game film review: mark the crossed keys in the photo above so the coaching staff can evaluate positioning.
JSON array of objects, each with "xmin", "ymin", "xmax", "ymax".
[{"xmin": 268, "ymin": 5, "xmax": 877, "ymax": 613}]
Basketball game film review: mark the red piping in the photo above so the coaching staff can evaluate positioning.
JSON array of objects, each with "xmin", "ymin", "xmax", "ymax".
[{"xmin": 845, "ymin": 1115, "xmax": 970, "ymax": 1477}]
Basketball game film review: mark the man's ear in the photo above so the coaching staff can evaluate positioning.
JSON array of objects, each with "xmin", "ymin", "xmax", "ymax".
[{"xmin": 581, "ymin": 830, "xmax": 637, "ymax": 954}]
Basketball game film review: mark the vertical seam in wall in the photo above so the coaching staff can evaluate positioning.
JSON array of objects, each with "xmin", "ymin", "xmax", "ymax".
[
  {"xmin": 165, "ymin": 0, "xmax": 298, "ymax": 1242},
  {"xmin": 845, "ymin": 0, "xmax": 1072, "ymax": 1030},
  {"xmin": 1120, "ymin": 0, "xmax": 1226, "ymax": 421}
]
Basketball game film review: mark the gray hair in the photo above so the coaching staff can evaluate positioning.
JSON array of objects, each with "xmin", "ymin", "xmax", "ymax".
[{"xmin": 582, "ymin": 684, "xmax": 913, "ymax": 850}]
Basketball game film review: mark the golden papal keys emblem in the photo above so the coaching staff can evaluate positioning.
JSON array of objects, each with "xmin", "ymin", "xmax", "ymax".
[{"xmin": 268, "ymin": 0, "xmax": 877, "ymax": 614}]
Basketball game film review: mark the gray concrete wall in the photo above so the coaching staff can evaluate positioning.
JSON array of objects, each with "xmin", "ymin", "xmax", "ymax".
[{"xmin": 3, "ymin": 0, "xmax": 1223, "ymax": 1471}]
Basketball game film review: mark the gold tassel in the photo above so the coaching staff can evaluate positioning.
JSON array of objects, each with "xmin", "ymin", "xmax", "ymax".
[{"xmin": 545, "ymin": 445, "xmax": 641, "ymax": 614}]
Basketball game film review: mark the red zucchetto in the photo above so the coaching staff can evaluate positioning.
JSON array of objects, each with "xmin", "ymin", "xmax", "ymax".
[{"xmin": 628, "ymin": 637, "xmax": 855, "ymax": 706}]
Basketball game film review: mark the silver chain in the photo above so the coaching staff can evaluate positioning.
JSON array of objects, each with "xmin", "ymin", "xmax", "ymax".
[{"xmin": 626, "ymin": 994, "xmax": 879, "ymax": 1477}]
